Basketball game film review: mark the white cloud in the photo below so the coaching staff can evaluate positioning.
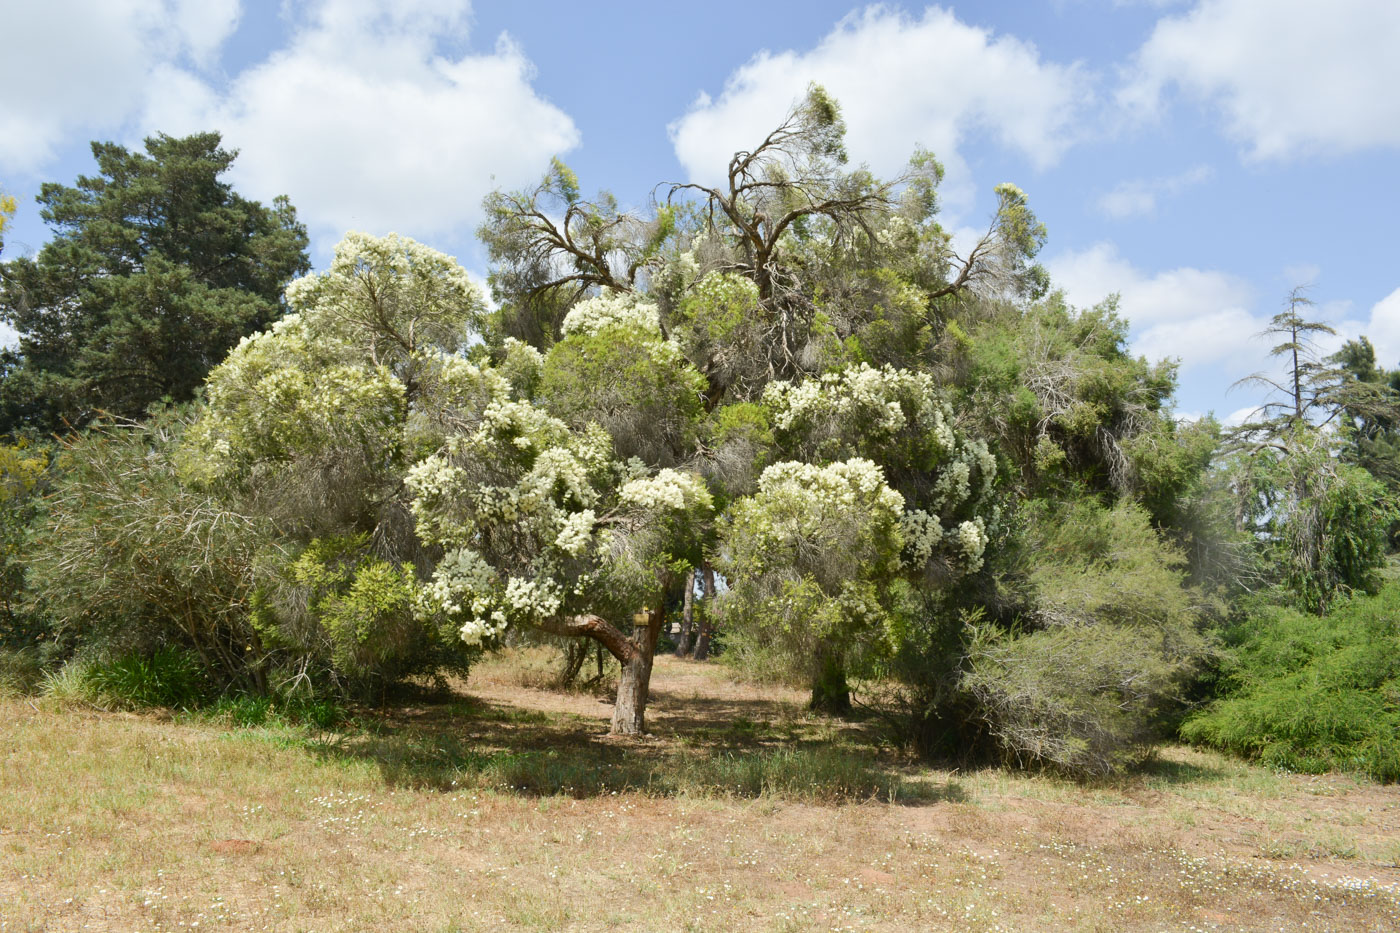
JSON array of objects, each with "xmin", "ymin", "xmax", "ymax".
[
  {"xmin": 1339, "ymin": 287, "xmax": 1400, "ymax": 370},
  {"xmin": 1097, "ymin": 164, "xmax": 1211, "ymax": 218},
  {"xmin": 669, "ymin": 6, "xmax": 1090, "ymax": 206},
  {"xmin": 1046, "ymin": 242, "xmax": 1263, "ymax": 369},
  {"xmin": 1222, "ymin": 405, "xmax": 1262, "ymax": 427},
  {"xmin": 1121, "ymin": 0, "xmax": 1400, "ymax": 159},
  {"xmin": 0, "ymin": 0, "xmax": 241, "ymax": 174},
  {"xmin": 3, "ymin": 0, "xmax": 579, "ymax": 247},
  {"xmin": 141, "ymin": 0, "xmax": 580, "ymax": 245}
]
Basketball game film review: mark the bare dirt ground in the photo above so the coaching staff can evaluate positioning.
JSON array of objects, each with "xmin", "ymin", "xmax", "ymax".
[{"xmin": 2, "ymin": 652, "xmax": 1397, "ymax": 931}]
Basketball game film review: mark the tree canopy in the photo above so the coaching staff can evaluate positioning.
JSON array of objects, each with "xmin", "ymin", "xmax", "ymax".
[{"xmin": 0, "ymin": 132, "xmax": 309, "ymax": 433}]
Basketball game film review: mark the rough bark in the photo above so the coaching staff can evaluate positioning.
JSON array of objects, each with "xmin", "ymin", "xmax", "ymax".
[
  {"xmin": 610, "ymin": 605, "xmax": 663, "ymax": 735},
  {"xmin": 535, "ymin": 606, "xmax": 665, "ymax": 735},
  {"xmin": 675, "ymin": 568, "xmax": 696, "ymax": 657}
]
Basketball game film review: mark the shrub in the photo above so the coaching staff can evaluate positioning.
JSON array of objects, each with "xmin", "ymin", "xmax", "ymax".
[
  {"xmin": 0, "ymin": 438, "xmax": 51, "ymax": 648},
  {"xmin": 23, "ymin": 412, "xmax": 267, "ymax": 687},
  {"xmin": 959, "ymin": 500, "xmax": 1212, "ymax": 776},
  {"xmin": 1181, "ymin": 585, "xmax": 1400, "ymax": 782},
  {"xmin": 253, "ymin": 534, "xmax": 476, "ymax": 701}
]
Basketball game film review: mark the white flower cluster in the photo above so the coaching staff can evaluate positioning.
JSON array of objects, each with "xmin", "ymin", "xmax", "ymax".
[
  {"xmin": 764, "ymin": 364, "xmax": 946, "ymax": 443},
  {"xmin": 415, "ymin": 548, "xmax": 507, "ymax": 646},
  {"xmin": 561, "ymin": 290, "xmax": 662, "ymax": 337},
  {"xmin": 503, "ymin": 576, "xmax": 563, "ymax": 619},
  {"xmin": 554, "ymin": 509, "xmax": 597, "ymax": 556},
  {"xmin": 478, "ymin": 400, "xmax": 571, "ymax": 454},
  {"xmin": 523, "ymin": 446, "xmax": 600, "ymax": 510},
  {"xmin": 286, "ymin": 231, "xmax": 479, "ymax": 322},
  {"xmin": 686, "ymin": 271, "xmax": 758, "ymax": 316},
  {"xmin": 404, "ymin": 456, "xmax": 470, "ymax": 546},
  {"xmin": 757, "ymin": 458, "xmax": 905, "ymax": 517},
  {"xmin": 427, "ymin": 354, "xmax": 509, "ymax": 410},
  {"xmin": 900, "ymin": 509, "xmax": 943, "ymax": 569},
  {"xmin": 929, "ymin": 438, "xmax": 997, "ymax": 512},
  {"xmin": 955, "ymin": 518, "xmax": 988, "ymax": 573},
  {"xmin": 619, "ymin": 468, "xmax": 713, "ymax": 514}
]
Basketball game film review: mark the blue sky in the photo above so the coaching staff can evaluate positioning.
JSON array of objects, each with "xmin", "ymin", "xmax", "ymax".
[{"xmin": 2, "ymin": 0, "xmax": 1398, "ymax": 420}]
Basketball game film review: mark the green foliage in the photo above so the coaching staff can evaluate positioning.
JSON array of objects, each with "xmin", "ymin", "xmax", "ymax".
[
  {"xmin": 0, "ymin": 132, "xmax": 309, "ymax": 431},
  {"xmin": 958, "ymin": 500, "xmax": 1212, "ymax": 776},
  {"xmin": 24, "ymin": 410, "xmax": 266, "ymax": 686},
  {"xmin": 540, "ymin": 297, "xmax": 706, "ymax": 467},
  {"xmin": 1226, "ymin": 427, "xmax": 1393, "ymax": 612},
  {"xmin": 0, "ymin": 437, "xmax": 50, "ymax": 646},
  {"xmin": 257, "ymin": 535, "xmax": 473, "ymax": 700},
  {"xmin": 720, "ymin": 458, "xmax": 912, "ymax": 703},
  {"xmin": 44, "ymin": 647, "xmax": 209, "ymax": 711},
  {"xmin": 1182, "ymin": 585, "xmax": 1400, "ymax": 782},
  {"xmin": 961, "ymin": 294, "xmax": 1184, "ymax": 513}
]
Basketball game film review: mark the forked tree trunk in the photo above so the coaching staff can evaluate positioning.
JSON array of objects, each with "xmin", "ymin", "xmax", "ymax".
[
  {"xmin": 691, "ymin": 564, "xmax": 718, "ymax": 661},
  {"xmin": 675, "ymin": 568, "xmax": 696, "ymax": 657},
  {"xmin": 535, "ymin": 604, "xmax": 666, "ymax": 736},
  {"xmin": 610, "ymin": 605, "xmax": 663, "ymax": 735}
]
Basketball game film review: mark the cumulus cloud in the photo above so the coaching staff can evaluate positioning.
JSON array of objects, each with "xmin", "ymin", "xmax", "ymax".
[
  {"xmin": 1121, "ymin": 0, "xmax": 1400, "ymax": 159},
  {"xmin": 1097, "ymin": 164, "xmax": 1211, "ymax": 218},
  {"xmin": 0, "ymin": 0, "xmax": 240, "ymax": 173},
  {"xmin": 3, "ymin": 0, "xmax": 579, "ymax": 246},
  {"xmin": 144, "ymin": 0, "xmax": 579, "ymax": 244},
  {"xmin": 1046, "ymin": 242, "xmax": 1263, "ymax": 369},
  {"xmin": 669, "ymin": 6, "xmax": 1090, "ymax": 206}
]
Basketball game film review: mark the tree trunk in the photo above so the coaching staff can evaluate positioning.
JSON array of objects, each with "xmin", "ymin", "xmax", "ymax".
[
  {"xmin": 692, "ymin": 564, "xmax": 718, "ymax": 661},
  {"xmin": 675, "ymin": 568, "xmax": 696, "ymax": 657},
  {"xmin": 809, "ymin": 645, "xmax": 851, "ymax": 715},
  {"xmin": 610, "ymin": 605, "xmax": 663, "ymax": 736},
  {"xmin": 533, "ymin": 607, "xmax": 664, "ymax": 736}
]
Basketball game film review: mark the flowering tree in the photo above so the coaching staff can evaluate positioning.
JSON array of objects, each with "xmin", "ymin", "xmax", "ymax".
[
  {"xmin": 722, "ymin": 364, "xmax": 998, "ymax": 711},
  {"xmin": 408, "ymin": 403, "xmax": 712, "ymax": 733},
  {"xmin": 182, "ymin": 232, "xmax": 489, "ymax": 695}
]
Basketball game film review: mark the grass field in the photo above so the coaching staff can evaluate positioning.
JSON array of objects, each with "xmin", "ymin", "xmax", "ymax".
[{"xmin": 2, "ymin": 651, "xmax": 1398, "ymax": 931}]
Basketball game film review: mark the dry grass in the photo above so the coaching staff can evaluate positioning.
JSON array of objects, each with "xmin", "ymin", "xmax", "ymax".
[{"xmin": 2, "ymin": 651, "xmax": 1398, "ymax": 931}]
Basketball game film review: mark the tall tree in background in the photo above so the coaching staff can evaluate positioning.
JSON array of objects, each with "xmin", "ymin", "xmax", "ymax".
[
  {"xmin": 0, "ymin": 133, "xmax": 309, "ymax": 433},
  {"xmin": 1227, "ymin": 290, "xmax": 1398, "ymax": 612}
]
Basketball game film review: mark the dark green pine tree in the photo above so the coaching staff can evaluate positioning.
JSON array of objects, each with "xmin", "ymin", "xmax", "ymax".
[{"xmin": 0, "ymin": 132, "xmax": 310, "ymax": 433}]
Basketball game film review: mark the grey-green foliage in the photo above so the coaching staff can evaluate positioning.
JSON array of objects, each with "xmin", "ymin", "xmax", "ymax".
[
  {"xmin": 961, "ymin": 500, "xmax": 1212, "ymax": 776},
  {"xmin": 23, "ymin": 409, "xmax": 268, "ymax": 688}
]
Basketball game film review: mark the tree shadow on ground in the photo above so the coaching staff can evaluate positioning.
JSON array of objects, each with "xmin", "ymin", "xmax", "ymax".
[
  {"xmin": 1132, "ymin": 754, "xmax": 1230, "ymax": 786},
  {"xmin": 301, "ymin": 687, "xmax": 966, "ymax": 805}
]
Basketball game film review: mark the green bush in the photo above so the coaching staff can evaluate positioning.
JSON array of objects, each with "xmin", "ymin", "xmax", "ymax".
[
  {"xmin": 1181, "ymin": 585, "xmax": 1400, "ymax": 782},
  {"xmin": 23, "ymin": 412, "xmax": 266, "ymax": 685},
  {"xmin": 253, "ymin": 534, "xmax": 476, "ymax": 702},
  {"xmin": 960, "ymin": 500, "xmax": 1212, "ymax": 776}
]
